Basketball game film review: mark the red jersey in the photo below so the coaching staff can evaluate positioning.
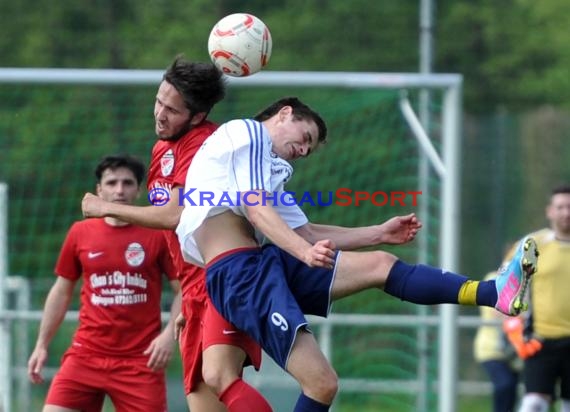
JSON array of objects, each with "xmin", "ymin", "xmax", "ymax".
[
  {"xmin": 147, "ymin": 121, "xmax": 218, "ymax": 298},
  {"xmin": 55, "ymin": 219, "xmax": 176, "ymax": 357}
]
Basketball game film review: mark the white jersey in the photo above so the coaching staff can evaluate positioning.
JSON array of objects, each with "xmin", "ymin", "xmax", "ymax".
[{"xmin": 176, "ymin": 119, "xmax": 308, "ymax": 266}]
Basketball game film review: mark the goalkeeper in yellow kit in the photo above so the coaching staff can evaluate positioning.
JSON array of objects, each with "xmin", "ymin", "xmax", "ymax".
[{"xmin": 503, "ymin": 185, "xmax": 570, "ymax": 412}]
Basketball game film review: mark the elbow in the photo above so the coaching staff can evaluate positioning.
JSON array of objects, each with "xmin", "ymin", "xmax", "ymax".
[
  {"xmin": 165, "ymin": 214, "xmax": 180, "ymax": 230},
  {"xmin": 163, "ymin": 206, "xmax": 183, "ymax": 230},
  {"xmin": 244, "ymin": 204, "xmax": 268, "ymax": 230},
  {"xmin": 245, "ymin": 205, "xmax": 262, "ymax": 228},
  {"xmin": 165, "ymin": 216, "xmax": 178, "ymax": 230}
]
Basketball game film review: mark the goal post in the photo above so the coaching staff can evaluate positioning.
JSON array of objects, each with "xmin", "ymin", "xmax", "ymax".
[
  {"xmin": 0, "ymin": 68, "xmax": 462, "ymax": 412},
  {"xmin": 0, "ymin": 183, "xmax": 9, "ymax": 412}
]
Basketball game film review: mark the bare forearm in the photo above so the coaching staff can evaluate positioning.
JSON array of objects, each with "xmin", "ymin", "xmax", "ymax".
[
  {"xmin": 82, "ymin": 187, "xmax": 183, "ymax": 229},
  {"xmin": 246, "ymin": 202, "xmax": 312, "ymax": 260},
  {"xmin": 103, "ymin": 203, "xmax": 180, "ymax": 229},
  {"xmin": 35, "ymin": 289, "xmax": 72, "ymax": 349},
  {"xmin": 296, "ymin": 223, "xmax": 383, "ymax": 250},
  {"xmin": 164, "ymin": 290, "xmax": 182, "ymax": 333}
]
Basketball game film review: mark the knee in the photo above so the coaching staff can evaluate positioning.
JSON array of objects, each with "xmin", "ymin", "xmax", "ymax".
[
  {"xmin": 370, "ymin": 251, "xmax": 398, "ymax": 286},
  {"xmin": 202, "ymin": 346, "xmax": 247, "ymax": 395},
  {"xmin": 319, "ymin": 369, "xmax": 339, "ymax": 400},
  {"xmin": 302, "ymin": 368, "xmax": 339, "ymax": 404},
  {"xmin": 322, "ymin": 372, "xmax": 340, "ymax": 401},
  {"xmin": 202, "ymin": 363, "xmax": 238, "ymax": 395},
  {"xmin": 518, "ymin": 393, "xmax": 550, "ymax": 412}
]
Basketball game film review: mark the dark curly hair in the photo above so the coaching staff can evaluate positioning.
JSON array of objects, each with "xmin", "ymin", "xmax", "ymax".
[{"xmin": 162, "ymin": 55, "xmax": 227, "ymax": 115}]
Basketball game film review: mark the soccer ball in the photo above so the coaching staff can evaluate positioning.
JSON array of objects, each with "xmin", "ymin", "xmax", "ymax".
[{"xmin": 208, "ymin": 13, "xmax": 272, "ymax": 77}]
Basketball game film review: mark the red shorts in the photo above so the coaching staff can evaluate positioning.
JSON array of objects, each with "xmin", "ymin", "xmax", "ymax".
[
  {"xmin": 179, "ymin": 291, "xmax": 261, "ymax": 394},
  {"xmin": 45, "ymin": 351, "xmax": 166, "ymax": 412}
]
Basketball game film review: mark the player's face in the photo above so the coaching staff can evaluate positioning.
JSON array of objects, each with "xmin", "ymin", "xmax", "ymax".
[
  {"xmin": 96, "ymin": 167, "xmax": 140, "ymax": 205},
  {"xmin": 154, "ymin": 81, "xmax": 193, "ymax": 141},
  {"xmin": 271, "ymin": 106, "xmax": 320, "ymax": 161},
  {"xmin": 547, "ymin": 193, "xmax": 570, "ymax": 235}
]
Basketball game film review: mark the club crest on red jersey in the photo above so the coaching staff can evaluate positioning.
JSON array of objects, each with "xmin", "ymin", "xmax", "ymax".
[
  {"xmin": 125, "ymin": 242, "xmax": 145, "ymax": 267},
  {"xmin": 161, "ymin": 149, "xmax": 174, "ymax": 177}
]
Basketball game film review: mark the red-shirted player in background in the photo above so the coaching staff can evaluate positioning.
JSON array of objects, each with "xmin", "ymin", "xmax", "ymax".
[
  {"xmin": 81, "ymin": 57, "xmax": 268, "ymax": 412},
  {"xmin": 28, "ymin": 154, "xmax": 181, "ymax": 412}
]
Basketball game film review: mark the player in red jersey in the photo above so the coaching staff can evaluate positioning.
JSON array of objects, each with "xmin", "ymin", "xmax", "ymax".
[
  {"xmin": 81, "ymin": 57, "xmax": 266, "ymax": 412},
  {"xmin": 28, "ymin": 154, "xmax": 181, "ymax": 412}
]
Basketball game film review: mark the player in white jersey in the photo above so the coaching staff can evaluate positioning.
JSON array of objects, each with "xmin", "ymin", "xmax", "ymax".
[
  {"xmin": 176, "ymin": 97, "xmax": 538, "ymax": 412},
  {"xmin": 177, "ymin": 120, "xmax": 308, "ymax": 266}
]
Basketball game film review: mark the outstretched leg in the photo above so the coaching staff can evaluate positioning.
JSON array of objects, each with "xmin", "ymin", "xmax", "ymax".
[{"xmin": 331, "ymin": 236, "xmax": 538, "ymax": 316}]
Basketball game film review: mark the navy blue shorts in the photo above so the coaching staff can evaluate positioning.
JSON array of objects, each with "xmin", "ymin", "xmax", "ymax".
[{"xmin": 205, "ymin": 244, "xmax": 338, "ymax": 369}]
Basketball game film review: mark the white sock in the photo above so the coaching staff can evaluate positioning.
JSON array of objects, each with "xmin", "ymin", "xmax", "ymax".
[{"xmin": 518, "ymin": 393, "xmax": 549, "ymax": 412}]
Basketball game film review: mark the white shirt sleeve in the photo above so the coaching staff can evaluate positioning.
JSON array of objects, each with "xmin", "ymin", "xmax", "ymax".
[
  {"xmin": 227, "ymin": 119, "xmax": 273, "ymax": 192},
  {"xmin": 274, "ymin": 193, "xmax": 309, "ymax": 229}
]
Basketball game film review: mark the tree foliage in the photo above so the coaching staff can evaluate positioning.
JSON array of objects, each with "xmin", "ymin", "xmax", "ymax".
[
  {"xmin": 437, "ymin": 0, "xmax": 570, "ymax": 111},
  {"xmin": 1, "ymin": 0, "xmax": 568, "ymax": 111}
]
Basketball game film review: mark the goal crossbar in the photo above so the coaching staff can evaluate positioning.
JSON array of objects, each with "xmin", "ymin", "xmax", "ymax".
[{"xmin": 0, "ymin": 68, "xmax": 461, "ymax": 89}]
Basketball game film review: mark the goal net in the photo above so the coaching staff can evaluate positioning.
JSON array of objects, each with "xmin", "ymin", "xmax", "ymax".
[{"xmin": 0, "ymin": 69, "xmax": 462, "ymax": 412}]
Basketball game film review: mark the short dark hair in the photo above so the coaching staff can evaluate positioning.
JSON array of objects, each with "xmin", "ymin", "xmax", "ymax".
[
  {"xmin": 254, "ymin": 97, "xmax": 328, "ymax": 143},
  {"xmin": 95, "ymin": 154, "xmax": 146, "ymax": 185},
  {"xmin": 163, "ymin": 56, "xmax": 226, "ymax": 115},
  {"xmin": 551, "ymin": 185, "xmax": 570, "ymax": 197}
]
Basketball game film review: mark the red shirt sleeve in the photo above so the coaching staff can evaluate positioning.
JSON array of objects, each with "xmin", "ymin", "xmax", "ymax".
[{"xmin": 54, "ymin": 223, "xmax": 82, "ymax": 280}]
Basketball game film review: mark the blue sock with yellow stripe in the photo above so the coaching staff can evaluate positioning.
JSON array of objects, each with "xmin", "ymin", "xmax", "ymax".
[{"xmin": 384, "ymin": 260, "xmax": 497, "ymax": 306}]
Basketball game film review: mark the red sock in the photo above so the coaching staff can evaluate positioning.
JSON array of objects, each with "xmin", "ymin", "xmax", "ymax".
[{"xmin": 219, "ymin": 378, "xmax": 273, "ymax": 412}]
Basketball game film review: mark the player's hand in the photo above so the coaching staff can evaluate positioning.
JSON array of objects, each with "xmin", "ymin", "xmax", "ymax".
[
  {"xmin": 303, "ymin": 239, "xmax": 336, "ymax": 268},
  {"xmin": 174, "ymin": 312, "xmax": 186, "ymax": 341},
  {"xmin": 27, "ymin": 347, "xmax": 48, "ymax": 384},
  {"xmin": 503, "ymin": 317, "xmax": 543, "ymax": 360},
  {"xmin": 378, "ymin": 213, "xmax": 422, "ymax": 245},
  {"xmin": 81, "ymin": 193, "xmax": 106, "ymax": 218},
  {"xmin": 144, "ymin": 331, "xmax": 175, "ymax": 371}
]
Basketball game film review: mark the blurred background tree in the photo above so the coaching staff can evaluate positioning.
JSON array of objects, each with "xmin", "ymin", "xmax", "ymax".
[{"xmin": 2, "ymin": 0, "xmax": 568, "ymax": 111}]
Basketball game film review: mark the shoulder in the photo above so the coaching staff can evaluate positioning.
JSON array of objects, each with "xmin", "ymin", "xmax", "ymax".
[
  {"xmin": 528, "ymin": 228, "xmax": 555, "ymax": 247},
  {"xmin": 195, "ymin": 120, "xmax": 218, "ymax": 137},
  {"xmin": 222, "ymin": 119, "xmax": 268, "ymax": 148},
  {"xmin": 180, "ymin": 120, "xmax": 219, "ymax": 145},
  {"xmin": 69, "ymin": 219, "xmax": 102, "ymax": 231},
  {"xmin": 61, "ymin": 219, "xmax": 104, "ymax": 245},
  {"xmin": 151, "ymin": 139, "xmax": 169, "ymax": 156},
  {"xmin": 222, "ymin": 118, "xmax": 262, "ymax": 135}
]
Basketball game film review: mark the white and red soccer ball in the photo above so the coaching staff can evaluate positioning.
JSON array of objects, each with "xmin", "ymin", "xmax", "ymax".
[{"xmin": 208, "ymin": 13, "xmax": 272, "ymax": 77}]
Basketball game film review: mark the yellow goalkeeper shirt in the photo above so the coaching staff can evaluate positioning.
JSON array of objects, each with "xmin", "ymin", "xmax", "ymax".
[{"xmin": 509, "ymin": 229, "xmax": 570, "ymax": 339}]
